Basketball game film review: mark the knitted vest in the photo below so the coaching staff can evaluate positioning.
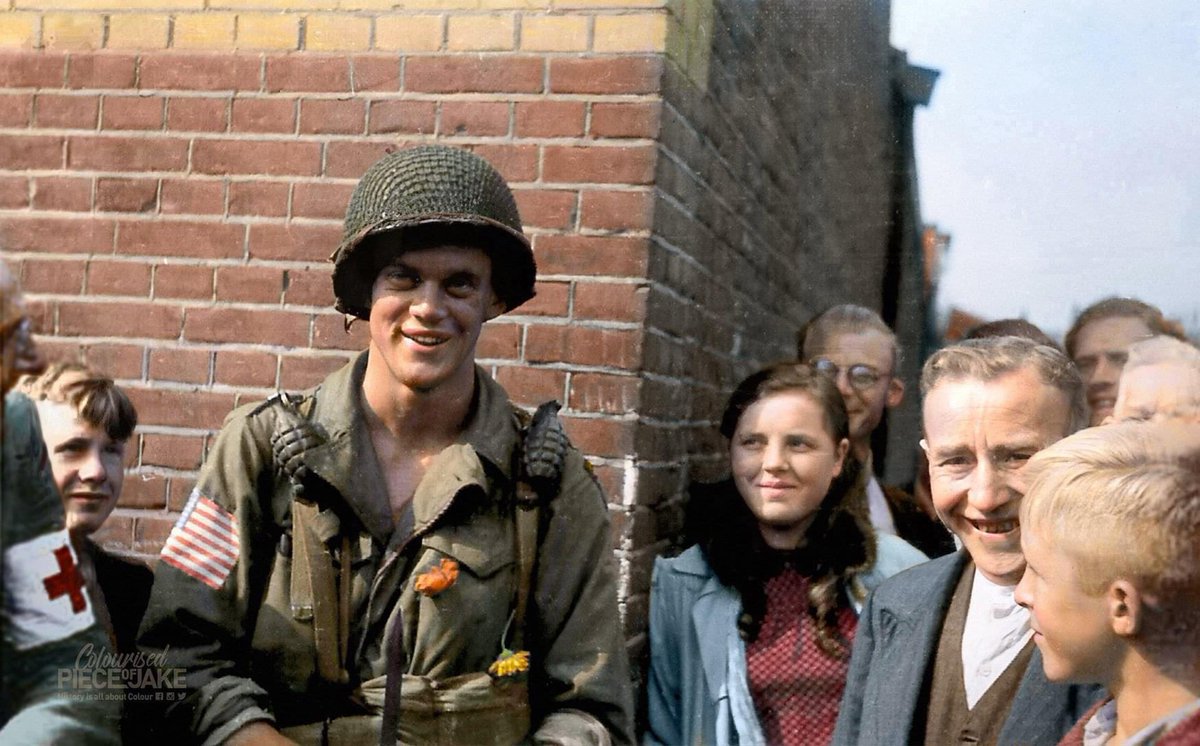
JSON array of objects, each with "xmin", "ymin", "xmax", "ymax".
[{"xmin": 919, "ymin": 563, "xmax": 1034, "ymax": 745}]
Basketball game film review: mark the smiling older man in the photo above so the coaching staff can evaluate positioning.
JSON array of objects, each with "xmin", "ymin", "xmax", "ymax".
[{"xmin": 834, "ymin": 337, "xmax": 1102, "ymax": 746}]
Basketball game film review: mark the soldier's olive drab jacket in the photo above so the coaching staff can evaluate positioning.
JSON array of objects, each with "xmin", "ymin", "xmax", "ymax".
[
  {"xmin": 137, "ymin": 355, "xmax": 635, "ymax": 745},
  {"xmin": 1, "ymin": 392, "xmax": 120, "ymax": 744}
]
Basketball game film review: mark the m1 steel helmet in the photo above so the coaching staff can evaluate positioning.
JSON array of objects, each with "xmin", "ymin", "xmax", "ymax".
[{"xmin": 330, "ymin": 145, "xmax": 536, "ymax": 319}]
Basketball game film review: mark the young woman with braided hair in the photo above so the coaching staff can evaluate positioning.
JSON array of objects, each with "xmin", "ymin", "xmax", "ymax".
[{"xmin": 646, "ymin": 362, "xmax": 927, "ymax": 745}]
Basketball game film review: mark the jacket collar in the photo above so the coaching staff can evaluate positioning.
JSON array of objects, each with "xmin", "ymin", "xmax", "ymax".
[{"xmin": 302, "ymin": 354, "xmax": 521, "ymax": 544}]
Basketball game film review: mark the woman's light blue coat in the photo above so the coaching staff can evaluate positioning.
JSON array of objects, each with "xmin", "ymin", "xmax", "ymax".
[{"xmin": 644, "ymin": 534, "xmax": 927, "ymax": 746}]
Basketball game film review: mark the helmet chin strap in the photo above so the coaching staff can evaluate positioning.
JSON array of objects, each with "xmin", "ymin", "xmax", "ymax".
[{"xmin": 344, "ymin": 315, "xmax": 357, "ymax": 334}]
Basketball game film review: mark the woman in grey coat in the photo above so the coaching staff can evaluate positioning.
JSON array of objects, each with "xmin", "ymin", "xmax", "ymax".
[{"xmin": 645, "ymin": 363, "xmax": 926, "ymax": 746}]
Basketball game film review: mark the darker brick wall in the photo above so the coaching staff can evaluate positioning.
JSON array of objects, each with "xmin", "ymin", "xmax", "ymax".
[{"xmin": 622, "ymin": 0, "xmax": 910, "ymax": 653}]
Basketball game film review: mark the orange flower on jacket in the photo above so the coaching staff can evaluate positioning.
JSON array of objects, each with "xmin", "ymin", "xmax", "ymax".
[{"xmin": 414, "ymin": 558, "xmax": 459, "ymax": 596}]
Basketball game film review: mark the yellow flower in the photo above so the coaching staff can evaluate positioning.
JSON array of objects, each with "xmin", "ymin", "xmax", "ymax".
[
  {"xmin": 414, "ymin": 558, "xmax": 459, "ymax": 596},
  {"xmin": 488, "ymin": 649, "xmax": 530, "ymax": 678}
]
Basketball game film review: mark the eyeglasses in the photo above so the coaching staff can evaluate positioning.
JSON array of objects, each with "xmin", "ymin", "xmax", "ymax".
[{"xmin": 810, "ymin": 358, "xmax": 888, "ymax": 391}]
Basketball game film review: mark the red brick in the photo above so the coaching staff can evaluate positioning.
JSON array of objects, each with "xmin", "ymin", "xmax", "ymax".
[
  {"xmin": 167, "ymin": 477, "xmax": 197, "ymax": 511},
  {"xmin": 83, "ymin": 343, "xmax": 144, "ymax": 379},
  {"xmin": 469, "ymin": 144, "xmax": 538, "ymax": 183},
  {"xmin": 0, "ymin": 134, "xmax": 64, "ymax": 169},
  {"xmin": 0, "ymin": 51, "xmax": 67, "ymax": 87},
  {"xmin": 312, "ymin": 313, "xmax": 369, "ymax": 351},
  {"xmin": 185, "ymin": 307, "xmax": 309, "ymax": 346},
  {"xmin": 21, "ymin": 257, "xmax": 85, "ymax": 295},
  {"xmin": 67, "ymin": 53, "xmax": 137, "ymax": 89},
  {"xmin": 142, "ymin": 433, "xmax": 204, "ymax": 470},
  {"xmin": 59, "ymin": 300, "xmax": 182, "ymax": 339},
  {"xmin": 476, "ymin": 322, "xmax": 520, "ymax": 360},
  {"xmin": 87, "ymin": 259, "xmax": 152, "ymax": 297},
  {"xmin": 544, "ymin": 145, "xmax": 655, "ymax": 185},
  {"xmin": 140, "ymin": 53, "xmax": 261, "ymax": 92},
  {"xmin": 580, "ymin": 188, "xmax": 653, "ymax": 232},
  {"xmin": 231, "ymin": 97, "xmax": 297, "ymax": 133},
  {"xmin": 266, "ymin": 55, "xmax": 351, "ymax": 93},
  {"xmin": 148, "ymin": 346, "xmax": 210, "ymax": 385},
  {"xmin": 440, "ymin": 101, "xmax": 510, "ymax": 136},
  {"xmin": 569, "ymin": 372, "xmax": 640, "ymax": 414},
  {"xmin": 574, "ymin": 281, "xmax": 647, "ymax": 323},
  {"xmin": 559, "ymin": 415, "xmax": 633, "ymax": 459},
  {"xmin": 0, "ymin": 176, "xmax": 30, "ymax": 209},
  {"xmin": 31, "ymin": 176, "xmax": 92, "ymax": 212},
  {"xmin": 494, "ymin": 365, "xmax": 566, "ymax": 407},
  {"xmin": 91, "ymin": 515, "xmax": 133, "ymax": 548},
  {"xmin": 24, "ymin": 300, "xmax": 54, "ymax": 336},
  {"xmin": 214, "ymin": 349, "xmax": 277, "ymax": 387},
  {"xmin": 351, "ymin": 56, "xmax": 401, "ymax": 93},
  {"xmin": 368, "ymin": 100, "xmax": 435, "ymax": 135},
  {"xmin": 193, "ymin": 138, "xmax": 321, "ymax": 176},
  {"xmin": 228, "ymin": 181, "xmax": 288, "ymax": 217},
  {"xmin": 517, "ymin": 280, "xmax": 569, "ymax": 317},
  {"xmin": 133, "ymin": 514, "xmax": 176, "ymax": 555},
  {"xmin": 406, "ymin": 56, "xmax": 543, "ymax": 94},
  {"xmin": 34, "ymin": 93, "xmax": 98, "ymax": 129},
  {"xmin": 514, "ymin": 189, "xmax": 576, "ymax": 231},
  {"xmin": 324, "ymin": 141, "xmax": 394, "ymax": 178},
  {"xmin": 101, "ymin": 95, "xmax": 164, "ymax": 130},
  {"xmin": 215, "ymin": 265, "xmax": 285, "ymax": 303},
  {"xmin": 515, "ymin": 100, "xmax": 585, "ymax": 138},
  {"xmin": 299, "ymin": 98, "xmax": 365, "ymax": 135},
  {"xmin": 292, "ymin": 182, "xmax": 353, "ymax": 220},
  {"xmin": 283, "ymin": 267, "xmax": 333, "ymax": 307},
  {"xmin": 127, "ymin": 387, "xmax": 236, "ymax": 431},
  {"xmin": 167, "ymin": 96, "xmax": 229, "ymax": 132},
  {"xmin": 247, "ymin": 223, "xmax": 341, "ymax": 263},
  {"xmin": 118, "ymin": 472, "xmax": 167, "ymax": 509},
  {"xmin": 0, "ymin": 93, "xmax": 33, "ymax": 127},
  {"xmin": 67, "ymin": 135, "xmax": 187, "ymax": 172},
  {"xmin": 118, "ymin": 220, "xmax": 245, "ymax": 259},
  {"xmin": 532, "ymin": 235, "xmax": 649, "ymax": 277},
  {"xmin": 525, "ymin": 325, "xmax": 641, "ymax": 368},
  {"xmin": 279, "ymin": 353, "xmax": 351, "ymax": 390},
  {"xmin": 0, "ymin": 215, "xmax": 115, "ymax": 254},
  {"xmin": 160, "ymin": 179, "xmax": 225, "ymax": 215},
  {"xmin": 96, "ymin": 177, "xmax": 157, "ymax": 213},
  {"xmin": 154, "ymin": 264, "xmax": 213, "ymax": 300},
  {"xmin": 549, "ymin": 56, "xmax": 663, "ymax": 95},
  {"xmin": 590, "ymin": 102, "xmax": 661, "ymax": 139}
]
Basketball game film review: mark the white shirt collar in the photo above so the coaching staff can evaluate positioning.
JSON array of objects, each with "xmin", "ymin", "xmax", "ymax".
[{"xmin": 960, "ymin": 568, "xmax": 1033, "ymax": 708}]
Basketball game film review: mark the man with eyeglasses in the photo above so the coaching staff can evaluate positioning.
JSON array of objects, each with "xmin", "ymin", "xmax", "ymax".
[{"xmin": 799, "ymin": 304, "xmax": 954, "ymax": 557}]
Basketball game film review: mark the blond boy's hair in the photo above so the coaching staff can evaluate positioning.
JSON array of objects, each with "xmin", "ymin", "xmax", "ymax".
[{"xmin": 1021, "ymin": 423, "xmax": 1200, "ymax": 638}]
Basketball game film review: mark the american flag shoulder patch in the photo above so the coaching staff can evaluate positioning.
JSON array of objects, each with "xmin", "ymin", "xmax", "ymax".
[{"xmin": 161, "ymin": 490, "xmax": 240, "ymax": 590}]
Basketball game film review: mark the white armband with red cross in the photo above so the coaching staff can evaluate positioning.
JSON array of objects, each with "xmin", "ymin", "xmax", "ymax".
[{"xmin": 3, "ymin": 528, "xmax": 96, "ymax": 651}]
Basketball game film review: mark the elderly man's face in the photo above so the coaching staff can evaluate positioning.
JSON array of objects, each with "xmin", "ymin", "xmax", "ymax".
[
  {"xmin": 1111, "ymin": 362, "xmax": 1200, "ymax": 424},
  {"xmin": 922, "ymin": 366, "xmax": 1072, "ymax": 585}
]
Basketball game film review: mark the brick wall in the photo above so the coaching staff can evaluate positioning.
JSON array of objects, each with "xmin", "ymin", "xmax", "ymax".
[
  {"xmin": 628, "ymin": 0, "xmax": 900, "ymax": 571},
  {"xmin": 1, "ymin": 0, "xmax": 922, "ymax": 679}
]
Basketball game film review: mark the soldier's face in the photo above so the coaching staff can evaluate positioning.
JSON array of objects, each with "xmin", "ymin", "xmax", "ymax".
[{"xmin": 368, "ymin": 244, "xmax": 504, "ymax": 395}]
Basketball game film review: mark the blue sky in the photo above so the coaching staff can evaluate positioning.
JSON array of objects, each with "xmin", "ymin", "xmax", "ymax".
[{"xmin": 891, "ymin": 1, "xmax": 1199, "ymax": 337}]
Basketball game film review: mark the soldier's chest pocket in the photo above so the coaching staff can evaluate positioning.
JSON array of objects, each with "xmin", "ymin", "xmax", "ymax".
[{"xmin": 413, "ymin": 518, "xmax": 517, "ymax": 631}]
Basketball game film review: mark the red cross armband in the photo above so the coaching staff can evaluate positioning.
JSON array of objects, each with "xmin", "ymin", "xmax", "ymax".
[{"xmin": 3, "ymin": 528, "xmax": 96, "ymax": 650}]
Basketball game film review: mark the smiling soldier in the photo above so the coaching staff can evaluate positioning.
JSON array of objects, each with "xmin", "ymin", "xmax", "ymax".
[
  {"xmin": 833, "ymin": 337, "xmax": 1102, "ymax": 746},
  {"xmin": 136, "ymin": 145, "xmax": 634, "ymax": 745}
]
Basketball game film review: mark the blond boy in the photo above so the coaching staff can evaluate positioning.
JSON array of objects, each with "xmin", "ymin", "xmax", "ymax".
[{"xmin": 1015, "ymin": 422, "xmax": 1200, "ymax": 744}]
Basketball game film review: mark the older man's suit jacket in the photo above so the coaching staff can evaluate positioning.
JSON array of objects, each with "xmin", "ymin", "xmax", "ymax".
[{"xmin": 832, "ymin": 551, "xmax": 1103, "ymax": 745}]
